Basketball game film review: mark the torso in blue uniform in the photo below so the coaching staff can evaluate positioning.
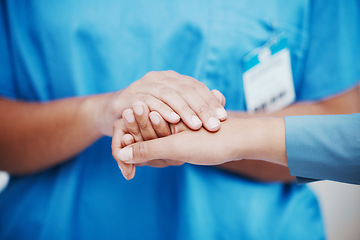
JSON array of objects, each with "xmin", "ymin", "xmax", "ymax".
[{"xmin": 1, "ymin": 0, "xmax": 358, "ymax": 239}]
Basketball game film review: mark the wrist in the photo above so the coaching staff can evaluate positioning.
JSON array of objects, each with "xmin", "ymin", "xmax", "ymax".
[
  {"xmin": 81, "ymin": 93, "xmax": 115, "ymax": 137},
  {"xmin": 231, "ymin": 117, "xmax": 287, "ymax": 166},
  {"xmin": 219, "ymin": 118, "xmax": 248, "ymax": 162}
]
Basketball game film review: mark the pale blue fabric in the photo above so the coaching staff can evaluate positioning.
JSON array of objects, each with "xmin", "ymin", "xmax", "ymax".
[
  {"xmin": 1, "ymin": 0, "xmax": 359, "ymax": 239},
  {"xmin": 286, "ymin": 114, "xmax": 360, "ymax": 185}
]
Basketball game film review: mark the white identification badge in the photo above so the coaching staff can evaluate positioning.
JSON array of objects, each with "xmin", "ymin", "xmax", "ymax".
[{"xmin": 243, "ymin": 37, "xmax": 295, "ymax": 113}]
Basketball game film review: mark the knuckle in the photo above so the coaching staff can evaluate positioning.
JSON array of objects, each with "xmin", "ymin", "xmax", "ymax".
[
  {"xmin": 156, "ymin": 126, "xmax": 170, "ymax": 137},
  {"xmin": 113, "ymin": 119, "xmax": 122, "ymax": 130},
  {"xmin": 129, "ymin": 127, "xmax": 141, "ymax": 135},
  {"xmin": 170, "ymin": 124, "xmax": 177, "ymax": 134},
  {"xmin": 145, "ymin": 71, "xmax": 156, "ymax": 78},
  {"xmin": 207, "ymin": 97, "xmax": 221, "ymax": 108},
  {"xmin": 136, "ymin": 142, "xmax": 150, "ymax": 159},
  {"xmin": 138, "ymin": 94, "xmax": 150, "ymax": 103},
  {"xmin": 170, "ymin": 122, "xmax": 186, "ymax": 134},
  {"xmin": 195, "ymin": 81, "xmax": 207, "ymax": 89},
  {"xmin": 180, "ymin": 104, "xmax": 190, "ymax": 112},
  {"xmin": 138, "ymin": 121, "xmax": 150, "ymax": 130},
  {"xmin": 197, "ymin": 105, "xmax": 209, "ymax": 115},
  {"xmin": 178, "ymin": 84, "xmax": 192, "ymax": 93},
  {"xmin": 158, "ymin": 86, "xmax": 172, "ymax": 96},
  {"xmin": 163, "ymin": 76, "xmax": 177, "ymax": 84},
  {"xmin": 166, "ymin": 70, "xmax": 176, "ymax": 75}
]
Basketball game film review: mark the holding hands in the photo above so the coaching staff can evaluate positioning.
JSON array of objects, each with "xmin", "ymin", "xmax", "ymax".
[
  {"xmin": 108, "ymin": 71, "xmax": 227, "ymax": 179},
  {"xmin": 99, "ymin": 70, "xmax": 227, "ymax": 136}
]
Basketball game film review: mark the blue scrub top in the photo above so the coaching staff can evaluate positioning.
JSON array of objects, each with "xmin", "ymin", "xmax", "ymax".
[{"xmin": 0, "ymin": 0, "xmax": 359, "ymax": 239}]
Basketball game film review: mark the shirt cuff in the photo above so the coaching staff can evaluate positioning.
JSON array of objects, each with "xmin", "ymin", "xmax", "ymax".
[{"xmin": 285, "ymin": 114, "xmax": 360, "ymax": 185}]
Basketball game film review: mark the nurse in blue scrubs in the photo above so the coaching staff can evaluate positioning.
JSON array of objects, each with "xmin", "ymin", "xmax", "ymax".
[{"xmin": 1, "ymin": 0, "xmax": 359, "ymax": 239}]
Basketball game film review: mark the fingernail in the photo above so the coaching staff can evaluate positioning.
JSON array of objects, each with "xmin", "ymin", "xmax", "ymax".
[
  {"xmin": 124, "ymin": 112, "xmax": 135, "ymax": 123},
  {"xmin": 123, "ymin": 135, "xmax": 133, "ymax": 145},
  {"xmin": 215, "ymin": 108, "xmax": 227, "ymax": 119},
  {"xmin": 118, "ymin": 147, "xmax": 133, "ymax": 162},
  {"xmin": 133, "ymin": 105, "xmax": 143, "ymax": 116},
  {"xmin": 207, "ymin": 117, "xmax": 220, "ymax": 130},
  {"xmin": 118, "ymin": 163, "xmax": 128, "ymax": 179},
  {"xmin": 150, "ymin": 112, "xmax": 161, "ymax": 125},
  {"xmin": 170, "ymin": 112, "xmax": 180, "ymax": 121},
  {"xmin": 191, "ymin": 115, "xmax": 202, "ymax": 128}
]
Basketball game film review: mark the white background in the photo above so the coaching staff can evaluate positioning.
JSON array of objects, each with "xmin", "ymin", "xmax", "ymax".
[{"xmin": 309, "ymin": 181, "xmax": 360, "ymax": 240}]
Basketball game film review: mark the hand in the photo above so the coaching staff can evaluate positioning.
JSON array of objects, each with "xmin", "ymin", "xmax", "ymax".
[
  {"xmin": 99, "ymin": 71, "xmax": 227, "ymax": 136},
  {"xmin": 112, "ymin": 90, "xmax": 226, "ymax": 178},
  {"xmin": 111, "ymin": 109, "xmax": 185, "ymax": 179},
  {"xmin": 120, "ymin": 102, "xmax": 184, "ymax": 168},
  {"xmin": 116, "ymin": 119, "xmax": 244, "ymax": 179}
]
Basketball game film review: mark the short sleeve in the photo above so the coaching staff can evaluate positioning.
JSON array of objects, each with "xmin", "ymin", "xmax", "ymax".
[
  {"xmin": 297, "ymin": 0, "xmax": 360, "ymax": 101},
  {"xmin": 0, "ymin": 2, "xmax": 16, "ymax": 99},
  {"xmin": 286, "ymin": 114, "xmax": 360, "ymax": 185}
]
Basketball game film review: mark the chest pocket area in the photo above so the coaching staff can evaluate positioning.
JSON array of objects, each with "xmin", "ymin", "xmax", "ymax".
[{"xmin": 201, "ymin": 0, "xmax": 309, "ymax": 111}]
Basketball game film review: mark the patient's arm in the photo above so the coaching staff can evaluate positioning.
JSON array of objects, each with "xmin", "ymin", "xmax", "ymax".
[
  {"xmin": 116, "ymin": 117, "xmax": 287, "ymax": 181},
  {"xmin": 218, "ymin": 85, "xmax": 360, "ymax": 182}
]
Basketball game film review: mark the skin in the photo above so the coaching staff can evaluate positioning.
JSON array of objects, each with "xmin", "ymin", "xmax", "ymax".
[
  {"xmin": 117, "ymin": 117, "xmax": 286, "ymax": 173},
  {"xmin": 0, "ymin": 70, "xmax": 227, "ymax": 175},
  {"xmin": 220, "ymin": 85, "xmax": 360, "ymax": 181},
  {"xmin": 112, "ymin": 90, "xmax": 226, "ymax": 178},
  {"xmin": 115, "ymin": 85, "xmax": 360, "ymax": 180}
]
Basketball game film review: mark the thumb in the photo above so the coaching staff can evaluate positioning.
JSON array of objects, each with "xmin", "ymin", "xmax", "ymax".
[{"xmin": 118, "ymin": 137, "xmax": 174, "ymax": 164}]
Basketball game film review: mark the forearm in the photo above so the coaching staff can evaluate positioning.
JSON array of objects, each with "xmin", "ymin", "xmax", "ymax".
[
  {"xmin": 219, "ymin": 117, "xmax": 290, "ymax": 182},
  {"xmin": 117, "ymin": 117, "xmax": 288, "ymax": 181},
  {"xmin": 0, "ymin": 95, "xmax": 108, "ymax": 174},
  {"xmin": 219, "ymin": 85, "xmax": 360, "ymax": 182}
]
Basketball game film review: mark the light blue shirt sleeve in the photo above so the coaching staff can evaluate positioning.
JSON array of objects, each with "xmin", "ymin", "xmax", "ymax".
[{"xmin": 285, "ymin": 114, "xmax": 360, "ymax": 185}]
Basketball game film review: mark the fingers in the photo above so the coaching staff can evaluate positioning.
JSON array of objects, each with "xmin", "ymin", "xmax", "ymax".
[
  {"xmin": 169, "ymin": 121, "xmax": 188, "ymax": 134},
  {"xmin": 118, "ymin": 138, "xmax": 187, "ymax": 167},
  {"xmin": 149, "ymin": 111, "xmax": 171, "ymax": 137},
  {"xmin": 132, "ymin": 101, "xmax": 158, "ymax": 140},
  {"xmin": 117, "ymin": 161, "xmax": 135, "ymax": 180},
  {"xmin": 111, "ymin": 119, "xmax": 136, "ymax": 180},
  {"xmin": 122, "ymin": 109, "xmax": 143, "ymax": 142},
  {"xmin": 123, "ymin": 71, "xmax": 228, "ymax": 132},
  {"xmin": 121, "ymin": 108, "xmax": 175, "ymax": 171},
  {"xmin": 145, "ymin": 72, "xmax": 227, "ymax": 131},
  {"xmin": 152, "ymin": 89, "xmax": 203, "ymax": 130},
  {"xmin": 139, "ymin": 95, "xmax": 181, "ymax": 124},
  {"xmin": 123, "ymin": 102, "xmax": 172, "ymax": 142},
  {"xmin": 175, "ymin": 85, "xmax": 221, "ymax": 131},
  {"xmin": 117, "ymin": 136, "xmax": 178, "ymax": 165},
  {"xmin": 122, "ymin": 112, "xmax": 180, "ymax": 169},
  {"xmin": 121, "ymin": 134, "xmax": 146, "ymax": 167},
  {"xmin": 211, "ymin": 89, "xmax": 226, "ymax": 107},
  {"xmin": 121, "ymin": 133, "xmax": 134, "ymax": 147},
  {"xmin": 184, "ymin": 81, "xmax": 227, "ymax": 122}
]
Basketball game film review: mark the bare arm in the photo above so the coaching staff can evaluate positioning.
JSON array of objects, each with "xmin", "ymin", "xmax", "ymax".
[
  {"xmin": 218, "ymin": 85, "xmax": 360, "ymax": 182},
  {"xmin": 116, "ymin": 117, "xmax": 288, "ymax": 180},
  {"xmin": 0, "ymin": 96, "xmax": 103, "ymax": 174},
  {"xmin": 0, "ymin": 71, "xmax": 227, "ymax": 175}
]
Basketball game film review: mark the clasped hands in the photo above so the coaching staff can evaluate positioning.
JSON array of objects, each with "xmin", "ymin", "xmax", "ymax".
[{"xmin": 108, "ymin": 70, "xmax": 230, "ymax": 180}]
